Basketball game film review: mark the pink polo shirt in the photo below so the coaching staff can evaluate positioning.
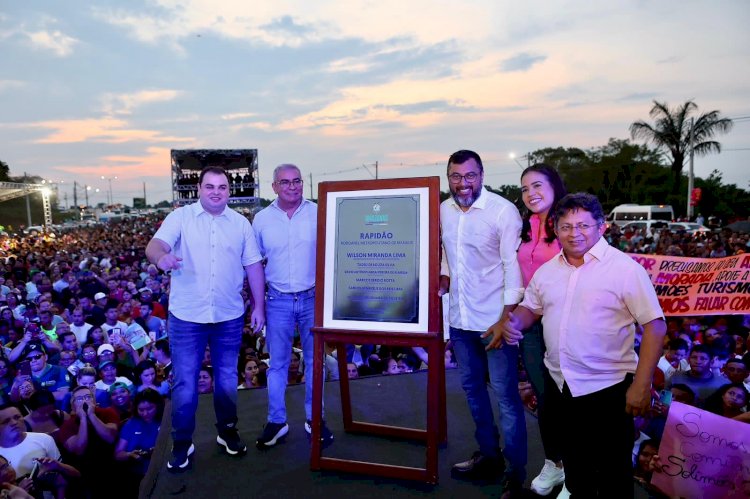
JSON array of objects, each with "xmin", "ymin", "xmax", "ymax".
[
  {"xmin": 517, "ymin": 214, "xmax": 561, "ymax": 287},
  {"xmin": 520, "ymin": 237, "xmax": 664, "ymax": 397}
]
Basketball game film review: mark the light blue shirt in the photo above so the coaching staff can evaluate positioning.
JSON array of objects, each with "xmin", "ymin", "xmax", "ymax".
[
  {"xmin": 154, "ymin": 202, "xmax": 262, "ymax": 323},
  {"xmin": 253, "ymin": 198, "xmax": 317, "ymax": 293}
]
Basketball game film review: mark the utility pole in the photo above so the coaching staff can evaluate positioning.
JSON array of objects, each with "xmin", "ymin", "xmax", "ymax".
[
  {"xmin": 73, "ymin": 181, "xmax": 78, "ymax": 208},
  {"xmin": 24, "ymin": 172, "xmax": 31, "ymax": 227},
  {"xmin": 687, "ymin": 118, "xmax": 695, "ymax": 220},
  {"xmin": 362, "ymin": 161, "xmax": 379, "ymax": 179},
  {"xmin": 309, "ymin": 172, "xmax": 313, "ymax": 199},
  {"xmin": 143, "ymin": 182, "xmax": 147, "ymax": 206}
]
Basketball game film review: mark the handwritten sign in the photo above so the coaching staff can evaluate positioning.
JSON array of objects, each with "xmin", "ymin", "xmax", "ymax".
[
  {"xmin": 628, "ymin": 253, "xmax": 750, "ymax": 316},
  {"xmin": 652, "ymin": 402, "xmax": 750, "ymax": 499}
]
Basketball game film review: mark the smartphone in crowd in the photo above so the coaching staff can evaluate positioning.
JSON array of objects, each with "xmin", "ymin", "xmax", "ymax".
[
  {"xmin": 29, "ymin": 460, "xmax": 40, "ymax": 480},
  {"xmin": 659, "ymin": 389, "xmax": 673, "ymax": 407}
]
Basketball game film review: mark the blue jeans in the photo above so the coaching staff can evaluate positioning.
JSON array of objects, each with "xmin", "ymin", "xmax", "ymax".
[
  {"xmin": 169, "ymin": 313, "xmax": 244, "ymax": 443},
  {"xmin": 265, "ymin": 287, "xmax": 317, "ymax": 423},
  {"xmin": 450, "ymin": 326, "xmax": 527, "ymax": 482}
]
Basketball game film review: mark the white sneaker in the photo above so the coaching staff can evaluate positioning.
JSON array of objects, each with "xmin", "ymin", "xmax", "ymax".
[
  {"xmin": 557, "ymin": 483, "xmax": 570, "ymax": 499},
  {"xmin": 530, "ymin": 459, "xmax": 565, "ymax": 496}
]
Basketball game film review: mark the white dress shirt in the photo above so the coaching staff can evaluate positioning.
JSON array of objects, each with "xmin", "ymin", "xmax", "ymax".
[
  {"xmin": 440, "ymin": 187, "xmax": 524, "ymax": 331},
  {"xmin": 153, "ymin": 202, "xmax": 262, "ymax": 323},
  {"xmin": 252, "ymin": 198, "xmax": 317, "ymax": 293},
  {"xmin": 521, "ymin": 237, "xmax": 664, "ymax": 397}
]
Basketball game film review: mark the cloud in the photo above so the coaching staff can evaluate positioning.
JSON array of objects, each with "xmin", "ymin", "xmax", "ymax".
[
  {"xmin": 374, "ymin": 100, "xmax": 474, "ymax": 114},
  {"xmin": 500, "ymin": 52, "xmax": 547, "ymax": 72},
  {"xmin": 0, "ymin": 80, "xmax": 24, "ymax": 92},
  {"xmin": 618, "ymin": 92, "xmax": 659, "ymax": 102},
  {"xmin": 220, "ymin": 112, "xmax": 257, "ymax": 120},
  {"xmin": 657, "ymin": 56, "xmax": 681, "ymax": 64},
  {"xmin": 21, "ymin": 118, "xmax": 193, "ymax": 144},
  {"xmin": 54, "ymin": 146, "xmax": 175, "ymax": 203},
  {"xmin": 100, "ymin": 89, "xmax": 184, "ymax": 116},
  {"xmin": 261, "ymin": 15, "xmax": 315, "ymax": 36},
  {"xmin": 26, "ymin": 29, "xmax": 78, "ymax": 56}
]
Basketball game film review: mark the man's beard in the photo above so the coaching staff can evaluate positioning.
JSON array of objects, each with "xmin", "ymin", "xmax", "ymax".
[{"xmin": 451, "ymin": 186, "xmax": 481, "ymax": 208}]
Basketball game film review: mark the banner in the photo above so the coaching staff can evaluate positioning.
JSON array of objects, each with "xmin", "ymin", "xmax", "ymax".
[
  {"xmin": 628, "ymin": 253, "xmax": 750, "ymax": 316},
  {"xmin": 651, "ymin": 402, "xmax": 750, "ymax": 499}
]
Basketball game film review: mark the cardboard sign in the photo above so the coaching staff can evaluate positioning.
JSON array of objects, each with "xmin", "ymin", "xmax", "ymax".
[
  {"xmin": 629, "ymin": 253, "xmax": 750, "ymax": 316},
  {"xmin": 652, "ymin": 402, "xmax": 750, "ymax": 498}
]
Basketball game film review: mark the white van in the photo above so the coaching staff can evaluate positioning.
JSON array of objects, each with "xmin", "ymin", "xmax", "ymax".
[{"xmin": 606, "ymin": 204, "xmax": 674, "ymax": 227}]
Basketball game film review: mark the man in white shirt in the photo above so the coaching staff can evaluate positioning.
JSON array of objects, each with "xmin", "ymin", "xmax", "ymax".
[
  {"xmin": 656, "ymin": 338, "xmax": 690, "ymax": 383},
  {"xmin": 100, "ymin": 304, "xmax": 127, "ymax": 337},
  {"xmin": 252, "ymin": 164, "xmax": 331, "ymax": 448},
  {"xmin": 439, "ymin": 150, "xmax": 527, "ymax": 494},
  {"xmin": 0, "ymin": 403, "xmax": 80, "ymax": 497},
  {"xmin": 496, "ymin": 193, "xmax": 666, "ymax": 498},
  {"xmin": 146, "ymin": 166, "xmax": 265, "ymax": 471},
  {"xmin": 69, "ymin": 307, "xmax": 93, "ymax": 345}
]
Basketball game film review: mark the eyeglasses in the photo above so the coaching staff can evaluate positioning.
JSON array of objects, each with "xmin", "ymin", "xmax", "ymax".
[
  {"xmin": 275, "ymin": 178, "xmax": 303, "ymax": 188},
  {"xmin": 557, "ymin": 222, "xmax": 602, "ymax": 233},
  {"xmin": 448, "ymin": 172, "xmax": 480, "ymax": 184},
  {"xmin": 73, "ymin": 393, "xmax": 93, "ymax": 403},
  {"xmin": 27, "ymin": 354, "xmax": 43, "ymax": 360}
]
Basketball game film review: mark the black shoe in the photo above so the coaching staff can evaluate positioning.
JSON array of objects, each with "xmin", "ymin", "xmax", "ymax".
[
  {"xmin": 451, "ymin": 451, "xmax": 505, "ymax": 481},
  {"xmin": 304, "ymin": 419, "xmax": 334, "ymax": 447},
  {"xmin": 167, "ymin": 441, "xmax": 195, "ymax": 472},
  {"xmin": 217, "ymin": 426, "xmax": 247, "ymax": 456},
  {"xmin": 500, "ymin": 474, "xmax": 525, "ymax": 498},
  {"xmin": 256, "ymin": 422, "xmax": 289, "ymax": 448}
]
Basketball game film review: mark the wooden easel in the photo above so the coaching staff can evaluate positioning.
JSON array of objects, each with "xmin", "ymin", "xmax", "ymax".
[{"xmin": 309, "ymin": 177, "xmax": 446, "ymax": 484}]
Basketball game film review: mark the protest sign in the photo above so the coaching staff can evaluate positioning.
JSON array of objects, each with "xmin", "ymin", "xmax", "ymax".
[
  {"xmin": 652, "ymin": 401, "xmax": 750, "ymax": 499},
  {"xmin": 629, "ymin": 253, "xmax": 750, "ymax": 316}
]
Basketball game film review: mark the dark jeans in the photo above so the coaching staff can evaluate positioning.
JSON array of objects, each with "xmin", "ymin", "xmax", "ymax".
[
  {"xmin": 450, "ymin": 326, "xmax": 527, "ymax": 482},
  {"xmin": 545, "ymin": 371, "xmax": 635, "ymax": 498},
  {"xmin": 169, "ymin": 313, "xmax": 244, "ymax": 443},
  {"xmin": 520, "ymin": 321, "xmax": 563, "ymax": 463}
]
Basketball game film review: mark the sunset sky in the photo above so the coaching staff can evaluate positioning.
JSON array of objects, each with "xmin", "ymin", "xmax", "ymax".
[{"xmin": 1, "ymin": 1, "xmax": 748, "ymax": 207}]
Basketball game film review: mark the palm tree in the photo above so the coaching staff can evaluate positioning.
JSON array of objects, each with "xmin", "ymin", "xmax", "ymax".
[{"xmin": 629, "ymin": 100, "xmax": 733, "ymax": 195}]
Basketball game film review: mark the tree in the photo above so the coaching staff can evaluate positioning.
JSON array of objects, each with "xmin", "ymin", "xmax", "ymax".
[
  {"xmin": 629, "ymin": 100, "xmax": 733, "ymax": 195},
  {"xmin": 0, "ymin": 160, "xmax": 9, "ymax": 181}
]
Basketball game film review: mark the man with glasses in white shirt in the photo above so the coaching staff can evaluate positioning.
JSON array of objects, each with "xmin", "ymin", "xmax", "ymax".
[
  {"xmin": 495, "ymin": 193, "xmax": 665, "ymax": 498},
  {"xmin": 439, "ymin": 150, "xmax": 527, "ymax": 497},
  {"xmin": 252, "ymin": 164, "xmax": 332, "ymax": 448}
]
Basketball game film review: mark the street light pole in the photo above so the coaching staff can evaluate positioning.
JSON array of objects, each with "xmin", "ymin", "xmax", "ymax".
[{"xmin": 101, "ymin": 175, "xmax": 117, "ymax": 206}]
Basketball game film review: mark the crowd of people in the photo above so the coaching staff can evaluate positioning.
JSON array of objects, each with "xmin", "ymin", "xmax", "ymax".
[{"xmin": 0, "ymin": 159, "xmax": 748, "ymax": 497}]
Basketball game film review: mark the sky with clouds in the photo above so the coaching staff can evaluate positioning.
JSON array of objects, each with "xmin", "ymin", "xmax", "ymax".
[{"xmin": 1, "ymin": 0, "xmax": 748, "ymax": 207}]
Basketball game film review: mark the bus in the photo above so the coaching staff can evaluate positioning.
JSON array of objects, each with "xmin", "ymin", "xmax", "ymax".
[{"xmin": 606, "ymin": 204, "xmax": 674, "ymax": 227}]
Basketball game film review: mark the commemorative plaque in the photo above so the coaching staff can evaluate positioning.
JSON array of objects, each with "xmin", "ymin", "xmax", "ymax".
[
  {"xmin": 322, "ymin": 186, "xmax": 430, "ymax": 332},
  {"xmin": 332, "ymin": 194, "xmax": 420, "ymax": 323}
]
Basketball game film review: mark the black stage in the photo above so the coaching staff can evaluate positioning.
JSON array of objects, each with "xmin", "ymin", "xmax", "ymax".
[{"xmin": 142, "ymin": 369, "xmax": 645, "ymax": 498}]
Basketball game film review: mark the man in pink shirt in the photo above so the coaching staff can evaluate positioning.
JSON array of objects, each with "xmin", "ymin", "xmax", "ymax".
[{"xmin": 495, "ymin": 193, "xmax": 666, "ymax": 498}]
